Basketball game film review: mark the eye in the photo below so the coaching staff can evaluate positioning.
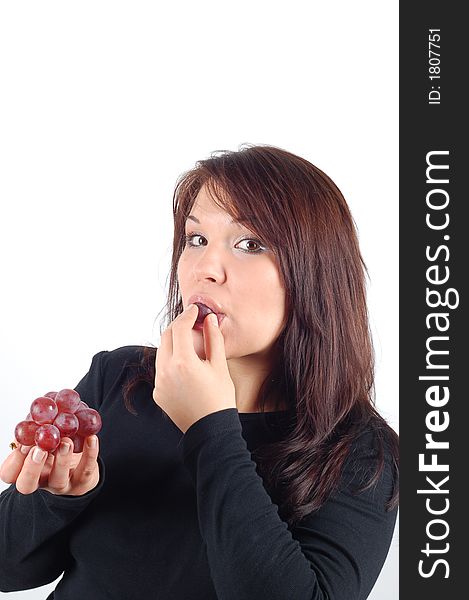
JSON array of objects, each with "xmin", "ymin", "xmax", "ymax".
[
  {"xmin": 183, "ymin": 233, "xmax": 266, "ymax": 254},
  {"xmin": 237, "ymin": 238, "xmax": 263, "ymax": 252}
]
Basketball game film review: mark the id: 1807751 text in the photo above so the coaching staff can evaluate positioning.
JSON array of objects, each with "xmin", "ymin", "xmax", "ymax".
[{"xmin": 428, "ymin": 29, "xmax": 441, "ymax": 105}]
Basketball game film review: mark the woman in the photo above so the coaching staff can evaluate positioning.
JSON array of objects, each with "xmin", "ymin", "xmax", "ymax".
[{"xmin": 0, "ymin": 144, "xmax": 399, "ymax": 599}]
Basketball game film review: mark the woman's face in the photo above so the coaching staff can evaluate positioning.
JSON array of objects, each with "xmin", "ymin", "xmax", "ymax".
[{"xmin": 177, "ymin": 184, "xmax": 287, "ymax": 363}]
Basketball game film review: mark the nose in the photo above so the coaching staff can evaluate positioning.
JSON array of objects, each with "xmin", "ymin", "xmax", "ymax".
[{"xmin": 192, "ymin": 245, "xmax": 227, "ymax": 284}]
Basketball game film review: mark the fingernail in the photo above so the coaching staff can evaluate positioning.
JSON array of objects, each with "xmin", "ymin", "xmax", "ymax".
[
  {"xmin": 186, "ymin": 304, "xmax": 196, "ymax": 311},
  {"xmin": 88, "ymin": 436, "xmax": 97, "ymax": 449},
  {"xmin": 209, "ymin": 313, "xmax": 218, "ymax": 327},
  {"xmin": 20, "ymin": 445, "xmax": 30, "ymax": 455},
  {"xmin": 59, "ymin": 442, "xmax": 71, "ymax": 455},
  {"xmin": 32, "ymin": 447, "xmax": 46, "ymax": 463}
]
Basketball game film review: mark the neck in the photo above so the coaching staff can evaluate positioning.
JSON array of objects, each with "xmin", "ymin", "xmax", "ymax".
[{"xmin": 227, "ymin": 357, "xmax": 286, "ymax": 413}]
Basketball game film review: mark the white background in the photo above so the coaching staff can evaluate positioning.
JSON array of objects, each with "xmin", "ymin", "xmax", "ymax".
[{"xmin": 0, "ymin": 1, "xmax": 398, "ymax": 598}]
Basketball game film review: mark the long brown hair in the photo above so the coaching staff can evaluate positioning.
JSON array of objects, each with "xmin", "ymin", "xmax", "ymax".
[{"xmin": 123, "ymin": 143, "xmax": 399, "ymax": 527}]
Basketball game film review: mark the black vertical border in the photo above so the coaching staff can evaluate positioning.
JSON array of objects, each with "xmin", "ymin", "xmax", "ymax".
[{"xmin": 400, "ymin": 2, "xmax": 466, "ymax": 598}]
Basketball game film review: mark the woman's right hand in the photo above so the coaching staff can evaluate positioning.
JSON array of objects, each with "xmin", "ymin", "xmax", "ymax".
[{"xmin": 0, "ymin": 436, "xmax": 100, "ymax": 496}]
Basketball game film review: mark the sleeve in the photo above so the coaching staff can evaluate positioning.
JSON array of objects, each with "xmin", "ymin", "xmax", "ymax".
[
  {"xmin": 0, "ymin": 350, "xmax": 108, "ymax": 593},
  {"xmin": 182, "ymin": 408, "xmax": 398, "ymax": 600}
]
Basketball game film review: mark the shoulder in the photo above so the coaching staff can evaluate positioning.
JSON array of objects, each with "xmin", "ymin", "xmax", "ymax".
[
  {"xmin": 75, "ymin": 345, "xmax": 156, "ymax": 406},
  {"xmin": 340, "ymin": 420, "xmax": 399, "ymax": 509},
  {"xmin": 93, "ymin": 345, "xmax": 155, "ymax": 375},
  {"xmin": 348, "ymin": 420, "xmax": 398, "ymax": 462}
]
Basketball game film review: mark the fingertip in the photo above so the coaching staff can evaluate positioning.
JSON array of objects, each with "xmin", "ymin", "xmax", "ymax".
[
  {"xmin": 87, "ymin": 435, "xmax": 98, "ymax": 450},
  {"xmin": 31, "ymin": 446, "xmax": 47, "ymax": 464}
]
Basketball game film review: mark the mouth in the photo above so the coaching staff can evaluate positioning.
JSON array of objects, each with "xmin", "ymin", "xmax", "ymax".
[{"xmin": 187, "ymin": 294, "xmax": 226, "ymax": 330}]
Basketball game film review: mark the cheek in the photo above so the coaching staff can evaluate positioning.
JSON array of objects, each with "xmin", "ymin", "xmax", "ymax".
[
  {"xmin": 260, "ymin": 289, "xmax": 287, "ymax": 336},
  {"xmin": 252, "ymin": 271, "xmax": 286, "ymax": 312},
  {"xmin": 176, "ymin": 256, "xmax": 187, "ymax": 284},
  {"xmin": 236, "ymin": 294, "xmax": 284, "ymax": 338}
]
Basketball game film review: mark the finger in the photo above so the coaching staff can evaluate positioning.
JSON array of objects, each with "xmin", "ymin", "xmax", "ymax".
[
  {"xmin": 71, "ymin": 435, "xmax": 99, "ymax": 488},
  {"xmin": 15, "ymin": 446, "xmax": 49, "ymax": 494},
  {"xmin": 38, "ymin": 453, "xmax": 56, "ymax": 488},
  {"xmin": 157, "ymin": 324, "xmax": 174, "ymax": 372},
  {"xmin": 172, "ymin": 303, "xmax": 199, "ymax": 358},
  {"xmin": 0, "ymin": 445, "xmax": 31, "ymax": 484},
  {"xmin": 203, "ymin": 311, "xmax": 226, "ymax": 367},
  {"xmin": 47, "ymin": 438, "xmax": 75, "ymax": 491}
]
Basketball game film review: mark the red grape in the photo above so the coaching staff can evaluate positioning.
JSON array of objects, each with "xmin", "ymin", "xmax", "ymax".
[
  {"xmin": 55, "ymin": 389, "xmax": 81, "ymax": 414},
  {"xmin": 30, "ymin": 397, "xmax": 58, "ymax": 424},
  {"xmin": 15, "ymin": 420, "xmax": 39, "ymax": 446},
  {"xmin": 35, "ymin": 424, "xmax": 61, "ymax": 452},
  {"xmin": 13, "ymin": 388, "xmax": 100, "ymax": 455},
  {"xmin": 53, "ymin": 412, "xmax": 79, "ymax": 437},
  {"xmin": 76, "ymin": 408, "xmax": 102, "ymax": 437},
  {"xmin": 193, "ymin": 302, "xmax": 215, "ymax": 326}
]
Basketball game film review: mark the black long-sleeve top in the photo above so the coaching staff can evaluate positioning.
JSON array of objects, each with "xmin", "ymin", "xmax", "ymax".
[{"xmin": 0, "ymin": 345, "xmax": 398, "ymax": 599}]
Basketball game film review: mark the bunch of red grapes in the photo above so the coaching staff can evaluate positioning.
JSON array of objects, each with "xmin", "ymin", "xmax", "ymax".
[{"xmin": 13, "ymin": 389, "xmax": 102, "ymax": 454}]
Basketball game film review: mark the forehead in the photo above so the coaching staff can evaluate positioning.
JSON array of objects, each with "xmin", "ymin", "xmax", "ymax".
[
  {"xmin": 187, "ymin": 185, "xmax": 245, "ymax": 226},
  {"xmin": 192, "ymin": 184, "xmax": 228, "ymax": 213}
]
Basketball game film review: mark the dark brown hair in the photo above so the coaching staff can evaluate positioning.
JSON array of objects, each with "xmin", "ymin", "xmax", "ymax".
[{"xmin": 123, "ymin": 143, "xmax": 399, "ymax": 527}]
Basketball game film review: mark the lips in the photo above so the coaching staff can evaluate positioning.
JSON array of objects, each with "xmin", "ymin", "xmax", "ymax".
[{"xmin": 187, "ymin": 294, "xmax": 226, "ymax": 328}]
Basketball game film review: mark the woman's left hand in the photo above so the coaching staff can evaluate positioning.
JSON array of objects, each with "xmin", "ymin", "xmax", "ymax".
[{"xmin": 153, "ymin": 304, "xmax": 236, "ymax": 433}]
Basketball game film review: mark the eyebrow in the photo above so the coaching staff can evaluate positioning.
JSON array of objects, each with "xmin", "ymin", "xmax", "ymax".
[{"xmin": 186, "ymin": 214, "xmax": 245, "ymax": 226}]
